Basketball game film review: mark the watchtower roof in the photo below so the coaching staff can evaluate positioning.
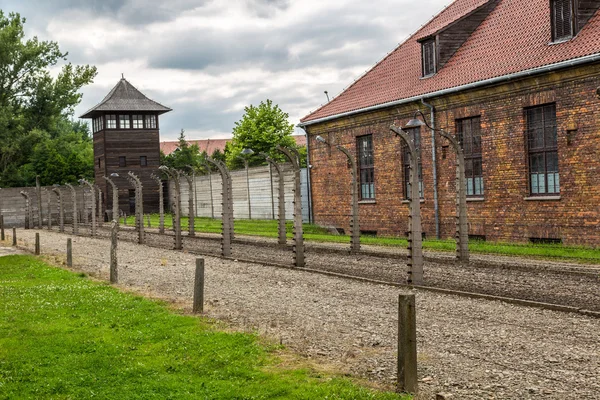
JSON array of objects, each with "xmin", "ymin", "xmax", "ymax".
[{"xmin": 80, "ymin": 77, "xmax": 172, "ymax": 118}]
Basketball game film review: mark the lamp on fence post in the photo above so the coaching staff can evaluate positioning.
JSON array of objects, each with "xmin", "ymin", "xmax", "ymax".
[
  {"xmin": 316, "ymin": 135, "xmax": 360, "ymax": 252},
  {"xmin": 404, "ymin": 110, "xmax": 469, "ymax": 263},
  {"xmin": 237, "ymin": 148, "xmax": 254, "ymax": 219}
]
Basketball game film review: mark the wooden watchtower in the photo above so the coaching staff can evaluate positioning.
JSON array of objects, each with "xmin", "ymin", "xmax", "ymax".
[{"xmin": 80, "ymin": 77, "xmax": 171, "ymax": 218}]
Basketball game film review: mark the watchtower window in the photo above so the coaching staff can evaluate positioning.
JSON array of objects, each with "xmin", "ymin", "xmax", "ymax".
[
  {"xmin": 106, "ymin": 114, "xmax": 117, "ymax": 129},
  {"xmin": 119, "ymin": 115, "xmax": 130, "ymax": 129},
  {"xmin": 552, "ymin": 0, "xmax": 575, "ymax": 42},
  {"xmin": 145, "ymin": 115, "xmax": 157, "ymax": 129},
  {"xmin": 422, "ymin": 39, "xmax": 437, "ymax": 77},
  {"xmin": 132, "ymin": 115, "xmax": 143, "ymax": 129}
]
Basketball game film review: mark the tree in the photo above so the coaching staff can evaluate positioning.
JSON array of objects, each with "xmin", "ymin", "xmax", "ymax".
[
  {"xmin": 226, "ymin": 99, "xmax": 296, "ymax": 169},
  {"xmin": 0, "ymin": 11, "xmax": 97, "ymax": 186},
  {"xmin": 161, "ymin": 129, "xmax": 202, "ymax": 171}
]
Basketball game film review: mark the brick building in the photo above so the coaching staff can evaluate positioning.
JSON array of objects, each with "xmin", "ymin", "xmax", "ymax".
[
  {"xmin": 300, "ymin": 0, "xmax": 600, "ymax": 245},
  {"xmin": 80, "ymin": 77, "xmax": 171, "ymax": 216}
]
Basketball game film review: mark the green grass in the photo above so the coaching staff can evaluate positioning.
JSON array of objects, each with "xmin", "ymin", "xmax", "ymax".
[
  {"xmin": 0, "ymin": 255, "xmax": 407, "ymax": 400},
  {"xmin": 127, "ymin": 214, "xmax": 600, "ymax": 264}
]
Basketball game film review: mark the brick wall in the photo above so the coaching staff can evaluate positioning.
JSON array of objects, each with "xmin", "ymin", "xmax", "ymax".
[{"xmin": 306, "ymin": 63, "xmax": 600, "ymax": 245}]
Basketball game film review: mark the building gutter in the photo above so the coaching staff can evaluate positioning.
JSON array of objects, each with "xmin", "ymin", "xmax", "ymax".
[
  {"xmin": 297, "ymin": 53, "xmax": 600, "ymax": 128},
  {"xmin": 421, "ymin": 98, "xmax": 440, "ymax": 239}
]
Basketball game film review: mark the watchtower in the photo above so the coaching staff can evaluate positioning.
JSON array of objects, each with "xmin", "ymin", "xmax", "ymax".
[{"xmin": 80, "ymin": 77, "xmax": 171, "ymax": 218}]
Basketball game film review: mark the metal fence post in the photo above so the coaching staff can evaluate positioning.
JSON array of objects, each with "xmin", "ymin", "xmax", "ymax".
[
  {"xmin": 193, "ymin": 258, "xmax": 205, "ymax": 314},
  {"xmin": 397, "ymin": 293, "xmax": 418, "ymax": 395}
]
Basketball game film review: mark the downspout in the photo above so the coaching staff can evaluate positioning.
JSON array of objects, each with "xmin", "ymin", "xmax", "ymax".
[
  {"xmin": 421, "ymin": 98, "xmax": 440, "ymax": 240},
  {"xmin": 300, "ymin": 127, "xmax": 314, "ymax": 223}
]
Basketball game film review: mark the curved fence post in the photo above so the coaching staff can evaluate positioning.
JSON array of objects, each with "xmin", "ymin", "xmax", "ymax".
[
  {"xmin": 96, "ymin": 185, "xmax": 103, "ymax": 227},
  {"xmin": 103, "ymin": 176, "xmax": 120, "ymax": 223},
  {"xmin": 201, "ymin": 161, "xmax": 215, "ymax": 219},
  {"xmin": 151, "ymin": 173, "xmax": 165, "ymax": 234},
  {"xmin": 65, "ymin": 183, "xmax": 78, "ymax": 235},
  {"xmin": 262, "ymin": 153, "xmax": 286, "ymax": 246},
  {"xmin": 182, "ymin": 172, "xmax": 195, "ymax": 237},
  {"xmin": 205, "ymin": 157, "xmax": 232, "ymax": 257},
  {"xmin": 36, "ymin": 176, "xmax": 42, "ymax": 229},
  {"xmin": 52, "ymin": 186, "xmax": 64, "ymax": 233},
  {"xmin": 390, "ymin": 125, "xmax": 423, "ymax": 285},
  {"xmin": 128, "ymin": 171, "xmax": 144, "ymax": 245},
  {"xmin": 160, "ymin": 166, "xmax": 182, "ymax": 250},
  {"xmin": 45, "ymin": 188, "xmax": 52, "ymax": 230},
  {"xmin": 20, "ymin": 191, "xmax": 31, "ymax": 229},
  {"xmin": 80, "ymin": 179, "xmax": 96, "ymax": 236},
  {"xmin": 276, "ymin": 145, "xmax": 304, "ymax": 268},
  {"xmin": 336, "ymin": 144, "xmax": 360, "ymax": 252}
]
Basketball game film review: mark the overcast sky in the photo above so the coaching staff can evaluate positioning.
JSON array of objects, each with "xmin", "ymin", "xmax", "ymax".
[{"xmin": 2, "ymin": 0, "xmax": 450, "ymax": 140}]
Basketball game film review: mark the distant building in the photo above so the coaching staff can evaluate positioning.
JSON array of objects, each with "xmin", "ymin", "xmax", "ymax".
[
  {"xmin": 80, "ymin": 77, "xmax": 171, "ymax": 216},
  {"xmin": 160, "ymin": 135, "xmax": 307, "ymax": 156},
  {"xmin": 300, "ymin": 0, "xmax": 600, "ymax": 245}
]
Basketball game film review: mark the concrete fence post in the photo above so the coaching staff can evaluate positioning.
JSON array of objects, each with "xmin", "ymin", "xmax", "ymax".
[
  {"xmin": 1, "ymin": 215, "xmax": 4, "ymax": 241},
  {"xmin": 80, "ymin": 179, "xmax": 96, "ymax": 236},
  {"xmin": 205, "ymin": 158, "xmax": 232, "ymax": 257},
  {"xmin": 183, "ymin": 173, "xmax": 195, "ymax": 237},
  {"xmin": 201, "ymin": 162, "xmax": 215, "ymax": 219},
  {"xmin": 276, "ymin": 146, "xmax": 304, "ymax": 268},
  {"xmin": 336, "ymin": 144, "xmax": 361, "ymax": 252},
  {"xmin": 65, "ymin": 184, "xmax": 78, "ymax": 236},
  {"xmin": 35, "ymin": 233, "xmax": 40, "ymax": 255},
  {"xmin": 193, "ymin": 258, "xmax": 205, "ymax": 314},
  {"xmin": 397, "ymin": 293, "xmax": 418, "ymax": 395},
  {"xmin": 66, "ymin": 238, "xmax": 72, "ymax": 267},
  {"xmin": 128, "ymin": 172, "xmax": 144, "ymax": 245},
  {"xmin": 110, "ymin": 220, "xmax": 118, "ymax": 283},
  {"xmin": 151, "ymin": 174, "xmax": 165, "ymax": 234},
  {"xmin": 390, "ymin": 125, "xmax": 424, "ymax": 285},
  {"xmin": 262, "ymin": 154, "xmax": 286, "ymax": 246},
  {"xmin": 45, "ymin": 188, "xmax": 52, "ymax": 230},
  {"xmin": 96, "ymin": 185, "xmax": 103, "ymax": 227},
  {"xmin": 103, "ymin": 175, "xmax": 120, "ymax": 226},
  {"xmin": 36, "ymin": 176, "xmax": 43, "ymax": 229},
  {"xmin": 52, "ymin": 187, "xmax": 64, "ymax": 233},
  {"xmin": 12, "ymin": 227, "xmax": 16, "ymax": 246},
  {"xmin": 20, "ymin": 191, "xmax": 31, "ymax": 229},
  {"xmin": 159, "ymin": 166, "xmax": 182, "ymax": 250}
]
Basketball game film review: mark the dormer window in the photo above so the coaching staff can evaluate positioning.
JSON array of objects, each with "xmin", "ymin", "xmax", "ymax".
[
  {"xmin": 422, "ymin": 39, "xmax": 437, "ymax": 77},
  {"xmin": 551, "ymin": 0, "xmax": 576, "ymax": 42}
]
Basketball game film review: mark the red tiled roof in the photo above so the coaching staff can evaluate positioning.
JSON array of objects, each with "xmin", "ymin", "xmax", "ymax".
[
  {"xmin": 160, "ymin": 135, "xmax": 307, "ymax": 155},
  {"xmin": 301, "ymin": 0, "xmax": 600, "ymax": 123}
]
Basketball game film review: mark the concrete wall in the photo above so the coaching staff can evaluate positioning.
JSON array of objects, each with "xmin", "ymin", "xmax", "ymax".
[{"xmin": 170, "ymin": 164, "xmax": 311, "ymax": 222}]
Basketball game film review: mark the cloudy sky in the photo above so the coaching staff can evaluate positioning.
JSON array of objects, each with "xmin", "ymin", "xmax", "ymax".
[{"xmin": 2, "ymin": 0, "xmax": 450, "ymax": 140}]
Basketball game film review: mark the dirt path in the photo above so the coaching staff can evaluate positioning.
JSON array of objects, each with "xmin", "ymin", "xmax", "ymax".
[{"xmin": 10, "ymin": 229, "xmax": 600, "ymax": 399}]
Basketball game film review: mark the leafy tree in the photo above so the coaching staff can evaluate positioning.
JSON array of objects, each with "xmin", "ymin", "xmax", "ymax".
[
  {"xmin": 226, "ymin": 99, "xmax": 296, "ymax": 169},
  {"xmin": 0, "ymin": 11, "xmax": 97, "ymax": 186}
]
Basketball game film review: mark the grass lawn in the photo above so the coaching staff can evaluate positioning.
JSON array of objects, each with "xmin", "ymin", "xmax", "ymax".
[
  {"xmin": 128, "ymin": 214, "xmax": 600, "ymax": 264},
  {"xmin": 0, "ymin": 255, "xmax": 408, "ymax": 400}
]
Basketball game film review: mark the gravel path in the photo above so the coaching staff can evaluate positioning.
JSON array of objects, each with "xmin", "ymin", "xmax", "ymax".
[
  {"xmin": 98, "ymin": 227, "xmax": 600, "ymax": 312},
  {"xmin": 11, "ymin": 229, "xmax": 600, "ymax": 399}
]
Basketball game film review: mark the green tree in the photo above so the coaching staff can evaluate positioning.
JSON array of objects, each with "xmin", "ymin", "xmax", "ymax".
[
  {"xmin": 226, "ymin": 99, "xmax": 296, "ymax": 169},
  {"xmin": 162, "ymin": 129, "xmax": 202, "ymax": 171},
  {"xmin": 0, "ymin": 11, "xmax": 97, "ymax": 187}
]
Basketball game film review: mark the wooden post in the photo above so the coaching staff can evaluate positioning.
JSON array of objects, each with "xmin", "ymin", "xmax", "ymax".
[
  {"xmin": 193, "ymin": 258, "xmax": 204, "ymax": 314},
  {"xmin": 35, "ymin": 233, "xmax": 40, "ymax": 255},
  {"xmin": 110, "ymin": 220, "xmax": 118, "ymax": 283},
  {"xmin": 66, "ymin": 238, "xmax": 72, "ymax": 267},
  {"xmin": 1, "ymin": 215, "xmax": 4, "ymax": 241},
  {"xmin": 12, "ymin": 227, "xmax": 16, "ymax": 246},
  {"xmin": 397, "ymin": 294, "xmax": 418, "ymax": 395}
]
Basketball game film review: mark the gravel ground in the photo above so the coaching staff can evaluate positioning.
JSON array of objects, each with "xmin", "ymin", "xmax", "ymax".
[
  {"xmin": 10, "ymin": 228, "xmax": 600, "ymax": 399},
  {"xmin": 89, "ymin": 226, "xmax": 600, "ymax": 312}
]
